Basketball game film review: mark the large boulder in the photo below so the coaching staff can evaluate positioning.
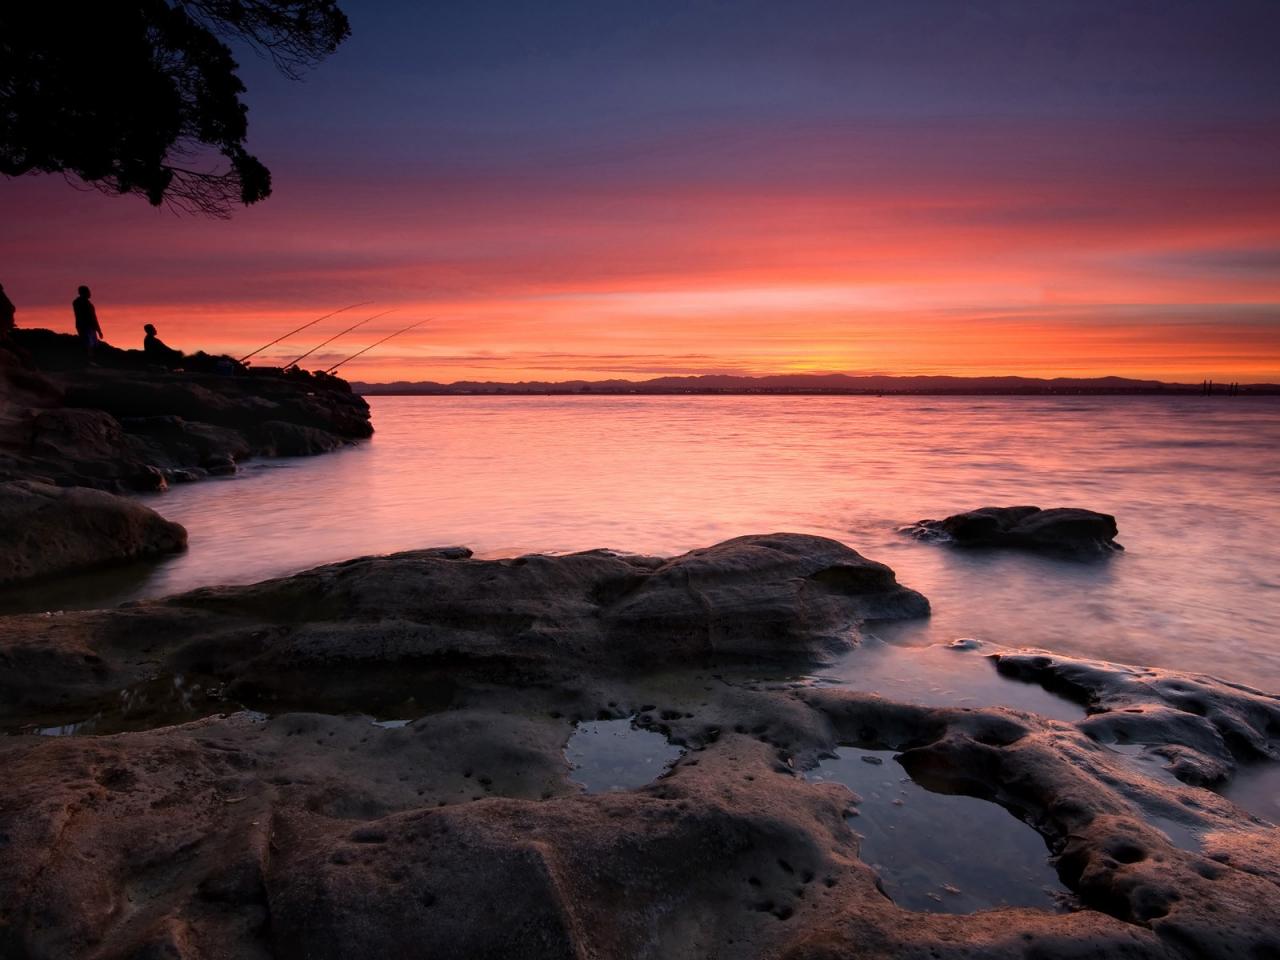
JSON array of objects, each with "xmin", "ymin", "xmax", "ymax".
[
  {"xmin": 60, "ymin": 365, "xmax": 371, "ymax": 441},
  {"xmin": 0, "ymin": 343, "xmax": 65, "ymax": 483},
  {"xmin": 906, "ymin": 505, "xmax": 1121, "ymax": 556},
  {"xmin": 0, "ymin": 480, "xmax": 187, "ymax": 586},
  {"xmin": 0, "ymin": 534, "xmax": 926, "ymax": 722}
]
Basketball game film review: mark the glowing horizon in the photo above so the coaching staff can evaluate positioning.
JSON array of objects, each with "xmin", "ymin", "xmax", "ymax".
[{"xmin": 3, "ymin": 4, "xmax": 1278, "ymax": 384}]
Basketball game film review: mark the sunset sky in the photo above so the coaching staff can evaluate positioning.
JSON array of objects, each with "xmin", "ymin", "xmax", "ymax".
[{"xmin": 3, "ymin": 0, "xmax": 1279, "ymax": 383}]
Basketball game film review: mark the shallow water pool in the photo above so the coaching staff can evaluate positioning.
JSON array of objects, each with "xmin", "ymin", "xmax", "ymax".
[
  {"xmin": 565, "ymin": 717, "xmax": 685, "ymax": 793},
  {"xmin": 807, "ymin": 747, "xmax": 1069, "ymax": 913}
]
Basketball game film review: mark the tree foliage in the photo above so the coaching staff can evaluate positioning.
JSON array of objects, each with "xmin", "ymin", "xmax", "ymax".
[{"xmin": 0, "ymin": 2, "xmax": 349, "ymax": 217}]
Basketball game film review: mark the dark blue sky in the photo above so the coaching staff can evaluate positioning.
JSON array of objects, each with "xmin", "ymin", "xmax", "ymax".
[{"xmin": 241, "ymin": 0, "xmax": 1280, "ymax": 169}]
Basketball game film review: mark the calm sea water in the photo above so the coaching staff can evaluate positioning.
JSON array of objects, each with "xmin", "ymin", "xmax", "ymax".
[{"xmin": 13, "ymin": 395, "xmax": 1280, "ymax": 690}]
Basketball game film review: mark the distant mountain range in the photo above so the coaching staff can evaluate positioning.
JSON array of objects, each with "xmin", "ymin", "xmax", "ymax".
[{"xmin": 351, "ymin": 373, "xmax": 1279, "ymax": 396}]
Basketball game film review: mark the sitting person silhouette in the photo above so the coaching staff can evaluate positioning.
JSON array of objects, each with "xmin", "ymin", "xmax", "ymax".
[{"xmin": 143, "ymin": 323, "xmax": 184, "ymax": 367}]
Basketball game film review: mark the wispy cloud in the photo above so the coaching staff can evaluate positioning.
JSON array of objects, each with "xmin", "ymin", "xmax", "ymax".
[{"xmin": 3, "ymin": 112, "xmax": 1279, "ymax": 382}]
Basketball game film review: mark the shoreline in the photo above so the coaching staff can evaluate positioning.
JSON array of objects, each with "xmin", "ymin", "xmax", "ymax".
[{"xmin": 0, "ymin": 330, "xmax": 371, "ymax": 589}]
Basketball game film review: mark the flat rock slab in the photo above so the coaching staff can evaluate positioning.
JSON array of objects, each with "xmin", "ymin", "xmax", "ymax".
[
  {"xmin": 0, "ymin": 534, "xmax": 928, "ymax": 722},
  {"xmin": 2, "ymin": 537, "xmax": 1277, "ymax": 959},
  {"xmin": 0, "ymin": 479, "xmax": 186, "ymax": 586},
  {"xmin": 905, "ymin": 505, "xmax": 1122, "ymax": 557}
]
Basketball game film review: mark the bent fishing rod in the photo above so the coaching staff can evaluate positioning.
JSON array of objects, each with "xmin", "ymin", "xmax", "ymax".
[
  {"xmin": 281, "ymin": 308, "xmax": 396, "ymax": 369},
  {"xmin": 324, "ymin": 317, "xmax": 433, "ymax": 374},
  {"xmin": 237, "ymin": 301, "xmax": 372, "ymax": 364}
]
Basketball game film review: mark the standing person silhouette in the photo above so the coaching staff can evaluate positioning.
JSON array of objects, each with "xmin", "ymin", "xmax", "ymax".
[
  {"xmin": 73, "ymin": 285, "xmax": 104, "ymax": 358},
  {"xmin": 0, "ymin": 283, "xmax": 15, "ymax": 340}
]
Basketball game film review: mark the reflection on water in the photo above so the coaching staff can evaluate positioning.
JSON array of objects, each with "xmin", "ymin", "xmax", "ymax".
[
  {"xmin": 6, "ymin": 396, "xmax": 1280, "ymax": 689},
  {"xmin": 1221, "ymin": 763, "xmax": 1280, "ymax": 824},
  {"xmin": 11, "ymin": 673, "xmax": 229, "ymax": 737},
  {"xmin": 565, "ymin": 717, "xmax": 684, "ymax": 793},
  {"xmin": 820, "ymin": 639, "xmax": 1083, "ymax": 722},
  {"xmin": 808, "ymin": 748, "xmax": 1069, "ymax": 913}
]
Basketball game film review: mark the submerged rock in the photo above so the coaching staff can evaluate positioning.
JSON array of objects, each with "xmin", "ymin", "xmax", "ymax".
[
  {"xmin": 0, "ymin": 479, "xmax": 187, "ymax": 586},
  {"xmin": 906, "ymin": 505, "xmax": 1122, "ymax": 556}
]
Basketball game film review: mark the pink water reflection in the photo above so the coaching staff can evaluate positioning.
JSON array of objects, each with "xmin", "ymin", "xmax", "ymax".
[{"xmin": 17, "ymin": 395, "xmax": 1280, "ymax": 688}]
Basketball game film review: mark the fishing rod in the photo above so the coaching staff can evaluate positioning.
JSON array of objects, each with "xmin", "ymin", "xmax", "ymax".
[
  {"xmin": 281, "ymin": 308, "xmax": 396, "ymax": 369},
  {"xmin": 324, "ymin": 317, "xmax": 433, "ymax": 374},
  {"xmin": 237, "ymin": 301, "xmax": 372, "ymax": 364}
]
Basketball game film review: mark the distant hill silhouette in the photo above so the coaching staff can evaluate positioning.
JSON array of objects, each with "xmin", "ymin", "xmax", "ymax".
[{"xmin": 350, "ymin": 373, "xmax": 1279, "ymax": 396}]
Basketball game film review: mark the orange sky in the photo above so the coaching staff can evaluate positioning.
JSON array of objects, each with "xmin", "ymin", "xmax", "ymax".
[{"xmin": 4, "ymin": 117, "xmax": 1280, "ymax": 383}]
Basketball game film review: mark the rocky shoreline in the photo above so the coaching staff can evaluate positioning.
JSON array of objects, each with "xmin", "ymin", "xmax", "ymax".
[
  {"xmin": 0, "ymin": 331, "xmax": 371, "ymax": 586},
  {"xmin": 2, "ymin": 351, "xmax": 1277, "ymax": 957},
  {"xmin": 1, "ymin": 533, "xmax": 1277, "ymax": 959}
]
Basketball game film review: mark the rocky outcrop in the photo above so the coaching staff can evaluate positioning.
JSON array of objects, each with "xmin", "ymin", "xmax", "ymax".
[
  {"xmin": 2, "ymin": 329, "xmax": 371, "ymax": 491},
  {"xmin": 905, "ymin": 505, "xmax": 1122, "ymax": 556},
  {"xmin": 1, "ymin": 538, "xmax": 1277, "ymax": 958},
  {"xmin": 0, "ymin": 479, "xmax": 187, "ymax": 586},
  {"xmin": 25, "ymin": 407, "xmax": 171, "ymax": 491},
  {"xmin": 0, "ymin": 331, "xmax": 370, "ymax": 588},
  {"xmin": 991, "ymin": 650, "xmax": 1280, "ymax": 781}
]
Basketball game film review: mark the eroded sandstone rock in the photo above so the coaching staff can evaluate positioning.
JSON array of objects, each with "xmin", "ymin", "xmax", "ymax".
[
  {"xmin": 0, "ymin": 535, "xmax": 927, "ymax": 721},
  {"xmin": 1, "ymin": 539, "xmax": 1276, "ymax": 959}
]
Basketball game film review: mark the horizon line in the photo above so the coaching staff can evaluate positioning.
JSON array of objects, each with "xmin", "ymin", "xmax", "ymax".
[{"xmin": 349, "ymin": 371, "xmax": 1279, "ymax": 389}]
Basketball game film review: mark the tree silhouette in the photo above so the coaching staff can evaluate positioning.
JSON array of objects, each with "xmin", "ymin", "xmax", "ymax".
[{"xmin": 0, "ymin": 2, "xmax": 349, "ymax": 217}]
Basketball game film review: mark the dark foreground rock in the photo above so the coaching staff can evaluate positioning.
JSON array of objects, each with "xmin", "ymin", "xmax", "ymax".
[
  {"xmin": 906, "ymin": 505, "xmax": 1122, "ymax": 556},
  {"xmin": 0, "ymin": 534, "xmax": 927, "ymax": 719},
  {"xmin": 0, "ymin": 479, "xmax": 187, "ymax": 586},
  {"xmin": 1, "ymin": 331, "xmax": 371, "ymax": 492},
  {"xmin": 1, "ymin": 537, "xmax": 1276, "ymax": 960}
]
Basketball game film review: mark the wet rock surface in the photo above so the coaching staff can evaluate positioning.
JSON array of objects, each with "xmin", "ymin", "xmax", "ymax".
[
  {"xmin": 905, "ymin": 505, "xmax": 1122, "ymax": 556},
  {"xmin": 0, "ymin": 479, "xmax": 187, "ymax": 586},
  {"xmin": 1, "ymin": 537, "xmax": 1277, "ymax": 959}
]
